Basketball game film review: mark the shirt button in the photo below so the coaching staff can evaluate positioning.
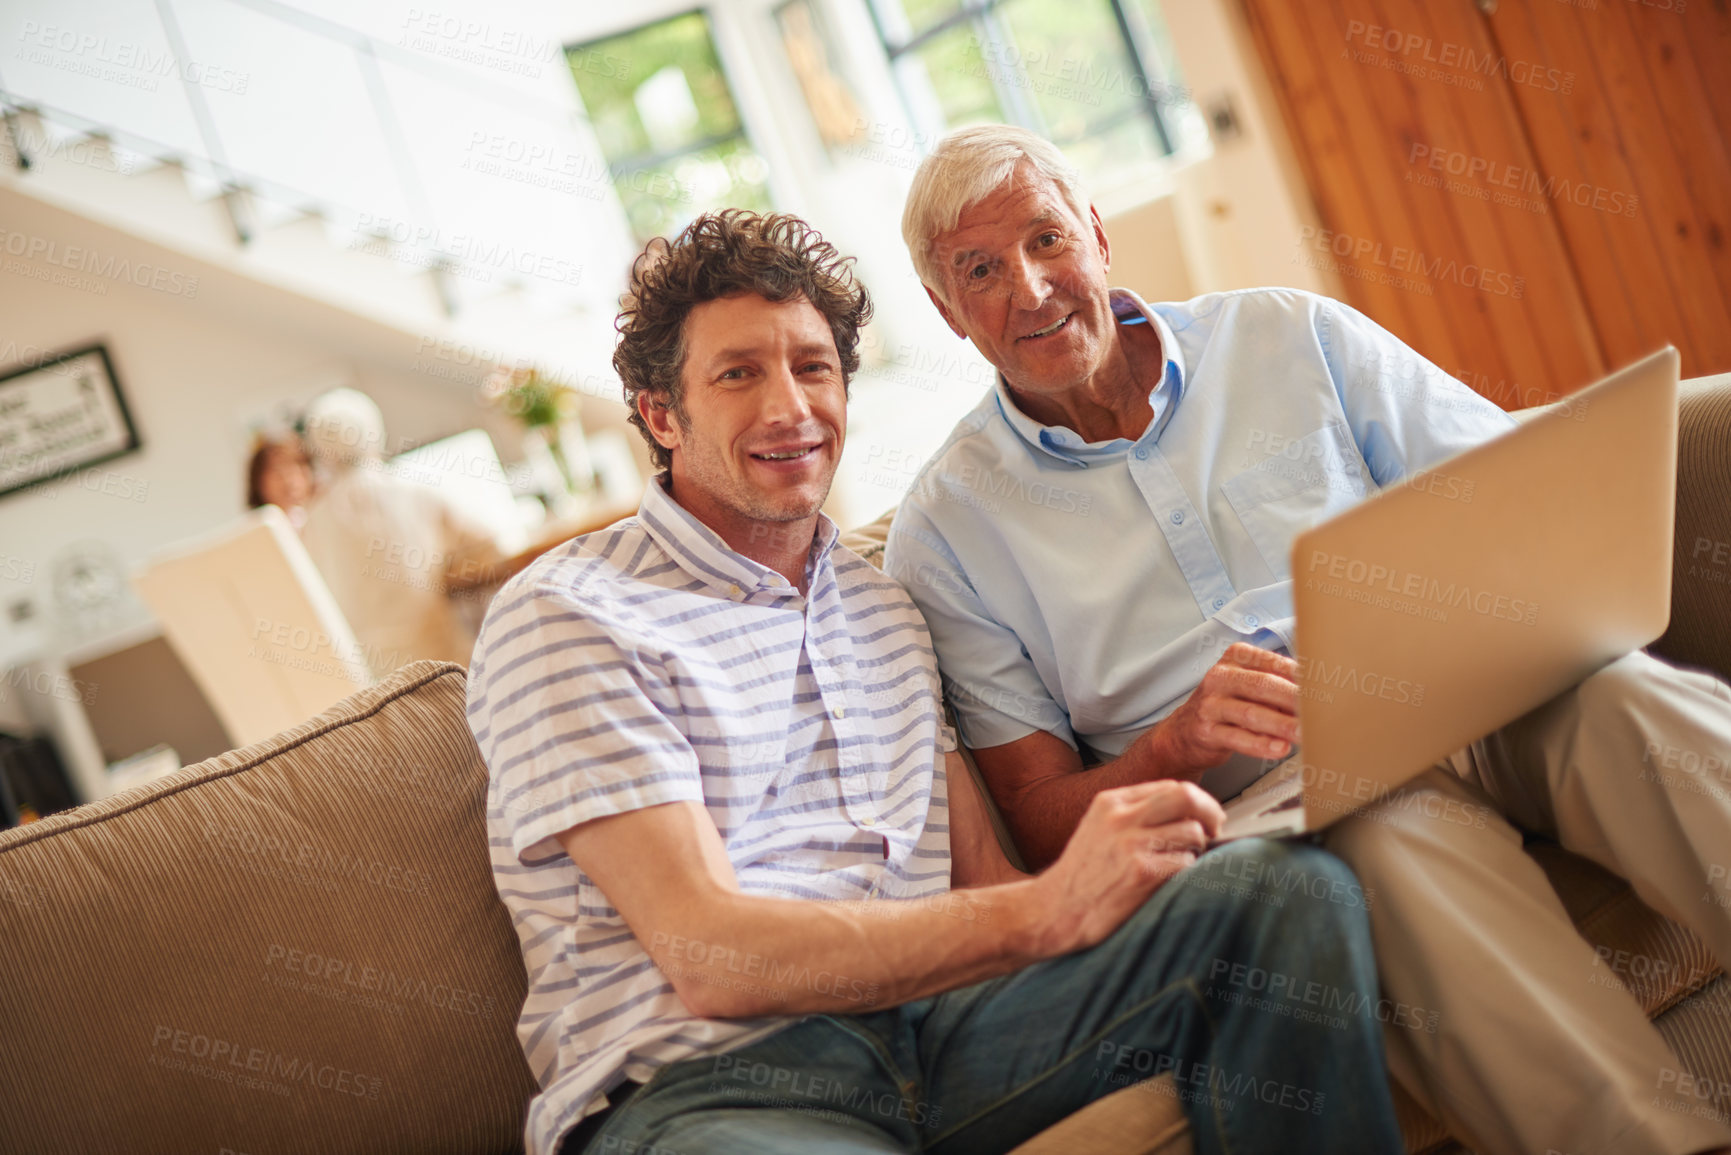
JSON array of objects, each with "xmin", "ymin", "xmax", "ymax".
[
  {"xmin": 728, "ymin": 584, "xmax": 742, "ymax": 598},
  {"xmin": 1170, "ymin": 510, "xmax": 1184, "ymax": 525},
  {"xmin": 1212, "ymin": 597, "xmax": 1226, "ymax": 611},
  {"xmin": 834, "ymin": 706, "xmax": 847, "ymax": 720},
  {"xmin": 860, "ymin": 815, "xmax": 875, "ymax": 828},
  {"xmin": 1246, "ymin": 615, "xmax": 1261, "ymax": 629},
  {"xmin": 1134, "ymin": 447, "xmax": 1149, "ymax": 460}
]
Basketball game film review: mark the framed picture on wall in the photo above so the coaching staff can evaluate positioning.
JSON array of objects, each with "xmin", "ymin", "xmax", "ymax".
[{"xmin": 0, "ymin": 344, "xmax": 141, "ymax": 499}]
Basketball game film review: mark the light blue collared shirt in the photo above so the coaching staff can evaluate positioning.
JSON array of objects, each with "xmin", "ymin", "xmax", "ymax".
[{"xmin": 885, "ymin": 286, "xmax": 1517, "ymax": 760}]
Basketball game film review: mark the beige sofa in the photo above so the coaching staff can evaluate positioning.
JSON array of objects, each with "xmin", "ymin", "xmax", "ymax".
[{"xmin": 2, "ymin": 375, "xmax": 1728, "ymax": 1154}]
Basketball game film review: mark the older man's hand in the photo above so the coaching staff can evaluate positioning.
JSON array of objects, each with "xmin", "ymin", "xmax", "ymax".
[{"xmin": 1150, "ymin": 643, "xmax": 1300, "ymax": 779}]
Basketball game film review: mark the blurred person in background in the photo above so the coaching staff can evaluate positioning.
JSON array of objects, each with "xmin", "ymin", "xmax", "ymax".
[
  {"xmin": 245, "ymin": 432, "xmax": 315, "ymax": 530},
  {"xmin": 300, "ymin": 387, "xmax": 503, "ymax": 678}
]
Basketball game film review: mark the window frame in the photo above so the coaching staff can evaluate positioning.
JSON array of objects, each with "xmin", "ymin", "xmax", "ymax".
[
  {"xmin": 563, "ymin": 7, "xmax": 771, "ymax": 241},
  {"xmin": 865, "ymin": 0, "xmax": 1181, "ymax": 159}
]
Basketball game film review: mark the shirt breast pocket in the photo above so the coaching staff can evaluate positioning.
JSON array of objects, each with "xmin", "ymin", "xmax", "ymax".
[{"xmin": 1220, "ymin": 422, "xmax": 1370, "ymax": 578}]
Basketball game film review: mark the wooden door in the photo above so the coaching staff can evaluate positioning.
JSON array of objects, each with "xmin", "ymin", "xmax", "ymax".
[
  {"xmin": 1242, "ymin": 0, "xmax": 1731, "ymax": 405},
  {"xmin": 1488, "ymin": 1, "xmax": 1731, "ymax": 375}
]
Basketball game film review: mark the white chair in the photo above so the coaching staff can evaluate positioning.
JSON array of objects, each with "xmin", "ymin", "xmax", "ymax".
[{"xmin": 132, "ymin": 506, "xmax": 370, "ymax": 750}]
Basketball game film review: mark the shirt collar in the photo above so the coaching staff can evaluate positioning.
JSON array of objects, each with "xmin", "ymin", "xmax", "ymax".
[
  {"xmin": 636, "ymin": 473, "xmax": 839, "ymax": 600},
  {"xmin": 993, "ymin": 288, "xmax": 1187, "ymax": 466}
]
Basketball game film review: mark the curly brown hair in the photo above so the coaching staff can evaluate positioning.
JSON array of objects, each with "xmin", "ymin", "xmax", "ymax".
[{"xmin": 613, "ymin": 210, "xmax": 873, "ymax": 473}]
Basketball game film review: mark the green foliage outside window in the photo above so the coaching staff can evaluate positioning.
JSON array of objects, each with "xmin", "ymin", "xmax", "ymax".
[
  {"xmin": 568, "ymin": 12, "xmax": 772, "ymax": 244},
  {"xmin": 876, "ymin": 0, "xmax": 1198, "ymax": 195}
]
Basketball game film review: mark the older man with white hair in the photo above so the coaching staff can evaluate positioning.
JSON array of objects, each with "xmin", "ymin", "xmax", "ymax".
[
  {"xmin": 300, "ymin": 387, "xmax": 501, "ymax": 677},
  {"xmin": 885, "ymin": 123, "xmax": 1731, "ymax": 1155}
]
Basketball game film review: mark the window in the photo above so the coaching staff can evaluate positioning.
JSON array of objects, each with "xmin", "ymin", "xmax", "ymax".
[
  {"xmin": 567, "ymin": 12, "xmax": 772, "ymax": 244},
  {"xmin": 869, "ymin": 0, "xmax": 1203, "ymax": 195}
]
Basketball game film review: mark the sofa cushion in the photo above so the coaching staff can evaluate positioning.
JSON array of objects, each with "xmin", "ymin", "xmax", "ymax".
[
  {"xmin": 838, "ymin": 507, "xmax": 894, "ymax": 567},
  {"xmin": 1007, "ymin": 1077, "xmax": 1191, "ymax": 1154},
  {"xmin": 0, "ymin": 660, "xmax": 537, "ymax": 1155},
  {"xmin": 1530, "ymin": 842, "xmax": 1721, "ymax": 1017}
]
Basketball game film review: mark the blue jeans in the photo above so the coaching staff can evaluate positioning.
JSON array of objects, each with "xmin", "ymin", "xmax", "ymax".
[{"xmin": 577, "ymin": 839, "xmax": 1402, "ymax": 1154}]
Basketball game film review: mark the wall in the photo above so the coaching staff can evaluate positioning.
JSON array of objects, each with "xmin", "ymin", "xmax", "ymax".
[
  {"xmin": 0, "ymin": 186, "xmax": 630, "ymax": 654},
  {"xmin": 1160, "ymin": 0, "xmax": 1340, "ymax": 300},
  {"xmin": 1102, "ymin": 194, "xmax": 1195, "ymax": 305}
]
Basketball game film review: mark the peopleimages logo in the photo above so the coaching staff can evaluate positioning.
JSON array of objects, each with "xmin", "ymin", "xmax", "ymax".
[
  {"xmin": 264, "ymin": 943, "xmax": 496, "ymax": 1018},
  {"xmin": 148, "ymin": 1024, "xmax": 383, "ymax": 1100},
  {"xmin": 348, "ymin": 213, "xmax": 583, "ymax": 288},
  {"xmin": 1304, "ymin": 549, "xmax": 1540, "ymax": 628},
  {"xmin": 649, "ymin": 931, "xmax": 882, "ymax": 1005},
  {"xmin": 0, "ymin": 229, "xmax": 199, "ymax": 297},
  {"xmin": 5, "ymin": 120, "xmax": 134, "ymax": 174},
  {"xmin": 1408, "ymin": 144, "xmax": 1639, "ymax": 218},
  {"xmin": 1294, "ymin": 656, "xmax": 1425, "ymax": 709},
  {"xmin": 710, "ymin": 1056, "xmax": 945, "ymax": 1129},
  {"xmin": 1341, "ymin": 20, "xmax": 1574, "ymax": 94},
  {"xmin": 1093, "ymin": 1043, "xmax": 1329, "ymax": 1114},
  {"xmin": 1295, "ymin": 226, "xmax": 1525, "ymax": 300},
  {"xmin": 396, "ymin": 8, "xmax": 560, "ymax": 78},
  {"xmin": 15, "ymin": 21, "xmax": 251, "ymax": 93},
  {"xmin": 1690, "ymin": 536, "xmax": 1731, "ymax": 588},
  {"xmin": 965, "ymin": 38, "xmax": 1191, "ymax": 107}
]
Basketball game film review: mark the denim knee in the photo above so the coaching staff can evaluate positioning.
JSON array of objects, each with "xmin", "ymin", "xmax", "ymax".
[{"xmin": 1187, "ymin": 838, "xmax": 1374, "ymax": 927}]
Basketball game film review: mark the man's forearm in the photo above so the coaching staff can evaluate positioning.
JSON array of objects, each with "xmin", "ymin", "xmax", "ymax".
[
  {"xmin": 997, "ymin": 755, "xmax": 1150, "ymax": 870},
  {"xmin": 650, "ymin": 879, "xmax": 1056, "ymax": 1019},
  {"xmin": 972, "ymin": 645, "xmax": 1301, "ymax": 870},
  {"xmin": 984, "ymin": 725, "xmax": 1178, "ymax": 871},
  {"xmin": 944, "ymin": 751, "xmax": 1029, "ymax": 887}
]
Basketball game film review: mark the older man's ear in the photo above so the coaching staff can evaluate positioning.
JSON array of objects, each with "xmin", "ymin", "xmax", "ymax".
[
  {"xmin": 925, "ymin": 284, "xmax": 969, "ymax": 339},
  {"xmin": 1089, "ymin": 203, "xmax": 1112, "ymax": 272}
]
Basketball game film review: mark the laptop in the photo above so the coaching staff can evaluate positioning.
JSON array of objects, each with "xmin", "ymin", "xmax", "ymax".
[{"xmin": 1215, "ymin": 346, "xmax": 1679, "ymax": 842}]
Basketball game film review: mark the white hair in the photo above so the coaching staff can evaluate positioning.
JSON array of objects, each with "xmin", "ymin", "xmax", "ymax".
[
  {"xmin": 901, "ymin": 124, "xmax": 1090, "ymax": 295},
  {"xmin": 303, "ymin": 387, "xmax": 386, "ymax": 466}
]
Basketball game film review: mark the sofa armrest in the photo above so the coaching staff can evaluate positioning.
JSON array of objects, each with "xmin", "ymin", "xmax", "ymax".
[{"xmin": 1651, "ymin": 372, "xmax": 1731, "ymax": 682}]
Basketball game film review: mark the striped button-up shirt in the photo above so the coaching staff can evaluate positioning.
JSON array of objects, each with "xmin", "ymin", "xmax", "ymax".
[{"xmin": 466, "ymin": 475, "xmax": 956, "ymax": 1155}]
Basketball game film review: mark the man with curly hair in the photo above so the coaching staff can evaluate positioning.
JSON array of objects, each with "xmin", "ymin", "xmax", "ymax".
[{"xmin": 465, "ymin": 209, "xmax": 1402, "ymax": 1155}]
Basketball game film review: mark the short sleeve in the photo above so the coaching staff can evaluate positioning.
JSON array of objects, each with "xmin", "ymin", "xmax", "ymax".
[
  {"xmin": 886, "ymin": 506, "xmax": 1077, "ymax": 753},
  {"xmin": 1318, "ymin": 298, "xmax": 1518, "ymax": 488},
  {"xmin": 465, "ymin": 584, "xmax": 704, "ymax": 865}
]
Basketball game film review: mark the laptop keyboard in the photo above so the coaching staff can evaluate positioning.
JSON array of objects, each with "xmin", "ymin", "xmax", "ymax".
[{"xmin": 1266, "ymin": 791, "xmax": 1305, "ymax": 813}]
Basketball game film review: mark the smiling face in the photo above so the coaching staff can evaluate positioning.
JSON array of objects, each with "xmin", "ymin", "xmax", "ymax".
[
  {"xmin": 641, "ymin": 292, "xmax": 846, "ymax": 539},
  {"xmin": 925, "ymin": 164, "xmax": 1116, "ymax": 402}
]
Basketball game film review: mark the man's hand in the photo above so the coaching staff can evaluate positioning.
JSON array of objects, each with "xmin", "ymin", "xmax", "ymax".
[
  {"xmin": 1028, "ymin": 780, "xmax": 1226, "ymax": 955},
  {"xmin": 960, "ymin": 643, "xmax": 1299, "ymax": 870},
  {"xmin": 1149, "ymin": 644, "xmax": 1300, "ymax": 779}
]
